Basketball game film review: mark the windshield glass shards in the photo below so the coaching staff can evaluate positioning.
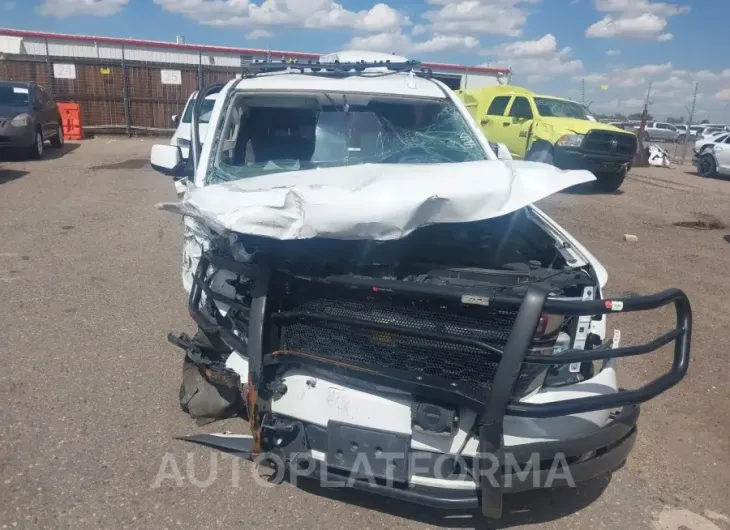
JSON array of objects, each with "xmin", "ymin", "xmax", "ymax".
[{"xmin": 209, "ymin": 93, "xmax": 486, "ymax": 185}]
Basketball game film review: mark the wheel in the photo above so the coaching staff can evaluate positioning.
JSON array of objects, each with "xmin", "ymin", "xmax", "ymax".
[
  {"xmin": 29, "ymin": 129, "xmax": 44, "ymax": 159},
  {"xmin": 50, "ymin": 123, "xmax": 64, "ymax": 148},
  {"xmin": 697, "ymin": 152, "xmax": 718, "ymax": 178},
  {"xmin": 525, "ymin": 141, "xmax": 554, "ymax": 165},
  {"xmin": 676, "ymin": 134, "xmax": 686, "ymax": 144},
  {"xmin": 593, "ymin": 169, "xmax": 626, "ymax": 192}
]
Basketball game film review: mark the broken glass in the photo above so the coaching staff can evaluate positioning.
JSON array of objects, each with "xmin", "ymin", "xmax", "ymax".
[{"xmin": 207, "ymin": 97, "xmax": 487, "ymax": 185}]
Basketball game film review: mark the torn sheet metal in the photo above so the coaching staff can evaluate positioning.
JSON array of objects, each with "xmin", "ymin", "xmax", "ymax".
[
  {"xmin": 647, "ymin": 144, "xmax": 673, "ymax": 168},
  {"xmin": 158, "ymin": 160, "xmax": 595, "ymax": 242}
]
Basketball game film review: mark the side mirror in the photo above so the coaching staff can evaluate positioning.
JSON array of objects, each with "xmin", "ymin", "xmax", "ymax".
[
  {"xmin": 171, "ymin": 114, "xmax": 179, "ymax": 127},
  {"xmin": 491, "ymin": 142, "xmax": 513, "ymax": 160},
  {"xmin": 150, "ymin": 144, "xmax": 189, "ymax": 177}
]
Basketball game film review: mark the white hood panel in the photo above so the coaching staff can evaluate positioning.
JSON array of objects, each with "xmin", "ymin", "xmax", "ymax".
[{"xmin": 158, "ymin": 161, "xmax": 595, "ymax": 241}]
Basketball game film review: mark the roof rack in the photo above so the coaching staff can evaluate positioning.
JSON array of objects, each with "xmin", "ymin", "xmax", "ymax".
[{"xmin": 240, "ymin": 59, "xmax": 432, "ymax": 78}]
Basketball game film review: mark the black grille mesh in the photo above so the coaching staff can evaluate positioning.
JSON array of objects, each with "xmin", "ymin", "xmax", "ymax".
[
  {"xmin": 276, "ymin": 281, "xmax": 545, "ymax": 398},
  {"xmin": 583, "ymin": 130, "xmax": 637, "ymax": 157}
]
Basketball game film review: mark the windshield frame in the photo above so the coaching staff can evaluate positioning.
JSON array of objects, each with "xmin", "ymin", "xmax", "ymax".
[
  {"xmin": 206, "ymin": 89, "xmax": 489, "ymax": 186},
  {"xmin": 533, "ymin": 97, "xmax": 594, "ymax": 120}
]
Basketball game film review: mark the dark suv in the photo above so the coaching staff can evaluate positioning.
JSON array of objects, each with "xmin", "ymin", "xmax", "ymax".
[{"xmin": 0, "ymin": 80, "xmax": 64, "ymax": 159}]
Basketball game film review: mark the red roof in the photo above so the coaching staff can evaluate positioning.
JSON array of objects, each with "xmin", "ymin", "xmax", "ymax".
[{"xmin": 0, "ymin": 28, "xmax": 510, "ymax": 75}]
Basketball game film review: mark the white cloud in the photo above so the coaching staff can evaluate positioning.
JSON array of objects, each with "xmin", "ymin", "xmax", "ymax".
[
  {"xmin": 484, "ymin": 34, "xmax": 583, "ymax": 80},
  {"xmin": 593, "ymin": 0, "xmax": 690, "ymax": 17},
  {"xmin": 345, "ymin": 32, "xmax": 413, "ymax": 53},
  {"xmin": 411, "ymin": 35, "xmax": 480, "ymax": 53},
  {"xmin": 695, "ymin": 69, "xmax": 730, "ymax": 82},
  {"xmin": 487, "ymin": 33, "xmax": 558, "ymax": 58},
  {"xmin": 605, "ymin": 48, "xmax": 621, "ymax": 56},
  {"xmin": 345, "ymin": 32, "xmax": 479, "ymax": 54},
  {"xmin": 38, "ymin": 0, "xmax": 128, "ymax": 17},
  {"xmin": 153, "ymin": 0, "xmax": 408, "ymax": 32},
  {"xmin": 420, "ymin": 0, "xmax": 538, "ymax": 38},
  {"xmin": 716, "ymin": 89, "xmax": 730, "ymax": 102},
  {"xmin": 246, "ymin": 29, "xmax": 273, "ymax": 39},
  {"xmin": 585, "ymin": 0, "xmax": 689, "ymax": 41}
]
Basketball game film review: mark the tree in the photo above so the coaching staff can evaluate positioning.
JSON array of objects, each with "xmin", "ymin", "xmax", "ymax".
[
  {"xmin": 666, "ymin": 116, "xmax": 684, "ymax": 124},
  {"xmin": 628, "ymin": 112, "xmax": 653, "ymax": 121},
  {"xmin": 700, "ymin": 119, "xmax": 709, "ymax": 124}
]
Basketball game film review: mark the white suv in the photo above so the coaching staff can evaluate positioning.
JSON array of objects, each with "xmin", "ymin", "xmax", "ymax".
[{"xmin": 149, "ymin": 58, "xmax": 691, "ymax": 521}]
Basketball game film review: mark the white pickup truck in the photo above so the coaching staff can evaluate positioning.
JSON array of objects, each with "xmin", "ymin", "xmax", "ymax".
[{"xmin": 149, "ymin": 57, "xmax": 691, "ymax": 521}]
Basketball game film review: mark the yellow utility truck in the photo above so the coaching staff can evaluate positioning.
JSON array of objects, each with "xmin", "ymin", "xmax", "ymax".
[{"xmin": 458, "ymin": 85, "xmax": 637, "ymax": 192}]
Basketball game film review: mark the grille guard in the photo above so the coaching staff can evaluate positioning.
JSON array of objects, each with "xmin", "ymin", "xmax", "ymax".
[
  {"xmin": 189, "ymin": 250, "xmax": 691, "ymax": 415},
  {"xmin": 187, "ymin": 250, "xmax": 691, "ymax": 518}
]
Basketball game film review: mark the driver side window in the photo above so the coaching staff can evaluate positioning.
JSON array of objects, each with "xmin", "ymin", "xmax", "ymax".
[{"xmin": 509, "ymin": 97, "xmax": 533, "ymax": 119}]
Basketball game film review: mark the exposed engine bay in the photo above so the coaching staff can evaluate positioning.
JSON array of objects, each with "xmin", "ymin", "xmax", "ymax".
[{"xmin": 174, "ymin": 206, "xmax": 602, "ymax": 427}]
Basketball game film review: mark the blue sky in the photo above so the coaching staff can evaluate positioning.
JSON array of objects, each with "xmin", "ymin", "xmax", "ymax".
[{"xmin": 2, "ymin": 0, "xmax": 729, "ymax": 121}]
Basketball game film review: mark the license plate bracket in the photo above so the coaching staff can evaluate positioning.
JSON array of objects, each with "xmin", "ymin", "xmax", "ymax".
[{"xmin": 326, "ymin": 421, "xmax": 410, "ymax": 483}]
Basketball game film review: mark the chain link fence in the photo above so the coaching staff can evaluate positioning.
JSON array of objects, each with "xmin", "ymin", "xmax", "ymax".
[{"xmin": 0, "ymin": 51, "xmax": 242, "ymax": 136}]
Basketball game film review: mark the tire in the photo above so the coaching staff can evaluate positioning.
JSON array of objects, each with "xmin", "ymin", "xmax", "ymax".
[
  {"xmin": 29, "ymin": 129, "xmax": 44, "ymax": 160},
  {"xmin": 697, "ymin": 152, "xmax": 718, "ymax": 178},
  {"xmin": 50, "ymin": 123, "xmax": 64, "ymax": 148},
  {"xmin": 525, "ymin": 141, "xmax": 554, "ymax": 165},
  {"xmin": 676, "ymin": 134, "xmax": 685, "ymax": 144},
  {"xmin": 593, "ymin": 169, "xmax": 626, "ymax": 192}
]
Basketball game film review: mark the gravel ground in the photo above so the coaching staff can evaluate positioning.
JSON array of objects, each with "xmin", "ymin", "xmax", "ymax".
[{"xmin": 1, "ymin": 138, "xmax": 728, "ymax": 529}]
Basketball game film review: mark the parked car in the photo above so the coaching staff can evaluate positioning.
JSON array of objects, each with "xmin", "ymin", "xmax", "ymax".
[
  {"xmin": 170, "ymin": 91, "xmax": 220, "ymax": 160},
  {"xmin": 149, "ymin": 58, "xmax": 691, "ymax": 522},
  {"xmin": 456, "ymin": 84, "xmax": 637, "ymax": 192},
  {"xmin": 696, "ymin": 126, "xmax": 726, "ymax": 142},
  {"xmin": 693, "ymin": 131, "xmax": 729, "ymax": 155},
  {"xmin": 636, "ymin": 122, "xmax": 681, "ymax": 143},
  {"xmin": 0, "ymin": 80, "xmax": 63, "ymax": 159},
  {"xmin": 694, "ymin": 134, "xmax": 730, "ymax": 178}
]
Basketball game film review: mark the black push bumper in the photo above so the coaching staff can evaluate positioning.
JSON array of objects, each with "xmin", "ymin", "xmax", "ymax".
[
  {"xmin": 553, "ymin": 146, "xmax": 632, "ymax": 173},
  {"xmin": 181, "ymin": 251, "xmax": 692, "ymax": 518}
]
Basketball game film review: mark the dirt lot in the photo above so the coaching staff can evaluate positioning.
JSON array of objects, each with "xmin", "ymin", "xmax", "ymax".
[{"xmin": 1, "ymin": 138, "xmax": 728, "ymax": 530}]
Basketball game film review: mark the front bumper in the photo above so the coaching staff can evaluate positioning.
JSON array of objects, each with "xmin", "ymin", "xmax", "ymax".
[
  {"xmin": 179, "ymin": 251, "xmax": 691, "ymax": 518},
  {"xmin": 0, "ymin": 124, "xmax": 35, "ymax": 149},
  {"xmin": 553, "ymin": 147, "xmax": 632, "ymax": 173}
]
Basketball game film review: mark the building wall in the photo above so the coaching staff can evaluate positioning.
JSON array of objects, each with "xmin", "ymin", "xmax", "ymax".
[{"xmin": 1, "ymin": 34, "xmax": 506, "ymax": 91}]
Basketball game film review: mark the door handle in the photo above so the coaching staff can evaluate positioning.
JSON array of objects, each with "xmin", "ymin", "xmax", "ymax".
[
  {"xmin": 480, "ymin": 118, "xmax": 490, "ymax": 125},
  {"xmin": 502, "ymin": 122, "xmax": 510, "ymax": 126}
]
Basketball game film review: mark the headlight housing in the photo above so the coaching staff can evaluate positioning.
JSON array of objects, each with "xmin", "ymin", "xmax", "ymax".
[
  {"xmin": 556, "ymin": 133, "xmax": 584, "ymax": 147},
  {"xmin": 10, "ymin": 113, "xmax": 32, "ymax": 128}
]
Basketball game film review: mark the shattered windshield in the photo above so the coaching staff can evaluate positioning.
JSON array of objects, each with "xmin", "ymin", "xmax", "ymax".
[
  {"xmin": 209, "ymin": 93, "xmax": 486, "ymax": 185},
  {"xmin": 534, "ymin": 97, "xmax": 593, "ymax": 120}
]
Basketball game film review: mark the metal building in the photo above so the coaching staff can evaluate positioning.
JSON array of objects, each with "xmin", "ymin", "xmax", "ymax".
[{"xmin": 0, "ymin": 28, "xmax": 511, "ymax": 134}]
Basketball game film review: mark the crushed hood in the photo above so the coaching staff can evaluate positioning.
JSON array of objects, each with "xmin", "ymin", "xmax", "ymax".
[{"xmin": 157, "ymin": 160, "xmax": 595, "ymax": 241}]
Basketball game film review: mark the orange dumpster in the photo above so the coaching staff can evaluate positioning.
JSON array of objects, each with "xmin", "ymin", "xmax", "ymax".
[{"xmin": 57, "ymin": 103, "xmax": 84, "ymax": 140}]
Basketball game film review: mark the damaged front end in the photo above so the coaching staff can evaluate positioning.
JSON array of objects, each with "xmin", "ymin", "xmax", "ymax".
[{"xmin": 168, "ymin": 208, "xmax": 691, "ymax": 518}]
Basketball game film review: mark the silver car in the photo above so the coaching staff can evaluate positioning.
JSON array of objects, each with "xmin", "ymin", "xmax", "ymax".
[{"xmin": 0, "ymin": 80, "xmax": 64, "ymax": 159}]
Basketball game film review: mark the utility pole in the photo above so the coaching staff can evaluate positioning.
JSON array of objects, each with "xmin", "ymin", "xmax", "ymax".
[
  {"xmin": 634, "ymin": 82, "xmax": 653, "ymax": 167},
  {"xmin": 581, "ymin": 79, "xmax": 585, "ymax": 105},
  {"xmin": 680, "ymin": 82, "xmax": 699, "ymax": 165}
]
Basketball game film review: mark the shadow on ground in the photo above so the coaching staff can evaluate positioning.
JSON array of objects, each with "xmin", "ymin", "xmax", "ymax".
[
  {"xmin": 563, "ymin": 182, "xmax": 625, "ymax": 196},
  {"xmin": 0, "ymin": 142, "xmax": 80, "ymax": 163},
  {"xmin": 293, "ymin": 474, "xmax": 612, "ymax": 529},
  {"xmin": 0, "ymin": 168, "xmax": 29, "ymax": 185}
]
